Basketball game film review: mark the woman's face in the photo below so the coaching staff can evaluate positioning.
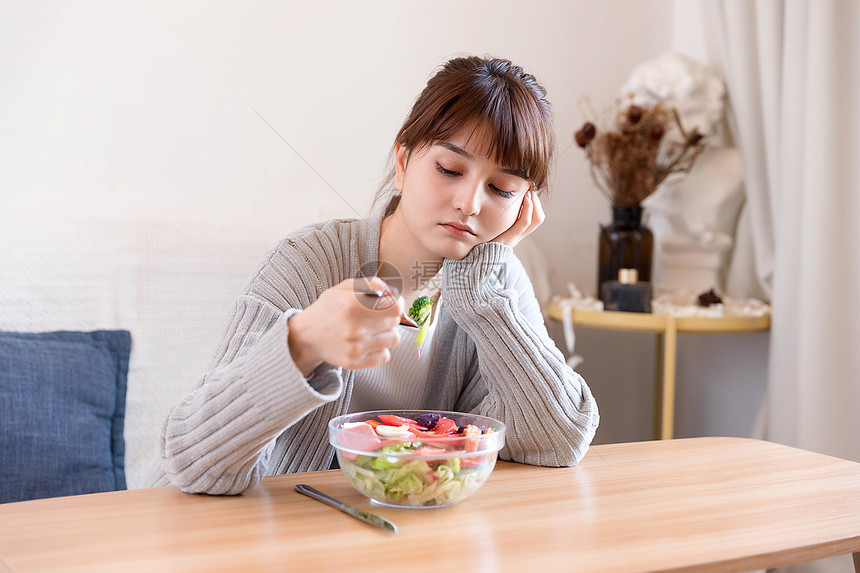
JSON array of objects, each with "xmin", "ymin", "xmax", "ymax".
[{"xmin": 393, "ymin": 127, "xmax": 532, "ymax": 262}]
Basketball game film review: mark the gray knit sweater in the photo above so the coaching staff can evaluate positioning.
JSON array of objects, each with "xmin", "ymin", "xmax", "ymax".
[{"xmin": 154, "ymin": 212, "xmax": 599, "ymax": 494}]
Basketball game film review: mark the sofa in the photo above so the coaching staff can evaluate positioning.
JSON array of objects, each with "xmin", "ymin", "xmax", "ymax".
[{"xmin": 0, "ymin": 216, "xmax": 293, "ymax": 500}]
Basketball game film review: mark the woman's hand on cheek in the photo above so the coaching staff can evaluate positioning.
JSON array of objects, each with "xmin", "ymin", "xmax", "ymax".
[
  {"xmin": 287, "ymin": 278, "xmax": 403, "ymax": 377},
  {"xmin": 492, "ymin": 189, "xmax": 545, "ymax": 248}
]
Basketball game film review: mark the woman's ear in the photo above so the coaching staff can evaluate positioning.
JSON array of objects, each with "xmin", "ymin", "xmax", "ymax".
[{"xmin": 394, "ymin": 143, "xmax": 409, "ymax": 191}]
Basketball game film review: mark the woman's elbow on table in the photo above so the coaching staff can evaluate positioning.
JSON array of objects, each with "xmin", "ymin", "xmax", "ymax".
[
  {"xmin": 163, "ymin": 456, "xmax": 266, "ymax": 496},
  {"xmin": 511, "ymin": 397, "xmax": 600, "ymax": 467},
  {"xmin": 160, "ymin": 422, "xmax": 272, "ymax": 495},
  {"xmin": 565, "ymin": 393, "xmax": 601, "ymax": 466}
]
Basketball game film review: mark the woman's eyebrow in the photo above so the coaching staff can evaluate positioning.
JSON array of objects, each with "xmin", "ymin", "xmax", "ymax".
[
  {"xmin": 437, "ymin": 141, "xmax": 525, "ymax": 178},
  {"xmin": 438, "ymin": 141, "xmax": 473, "ymax": 159}
]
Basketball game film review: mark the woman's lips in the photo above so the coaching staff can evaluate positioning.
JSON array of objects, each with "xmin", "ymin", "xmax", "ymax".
[{"xmin": 440, "ymin": 222, "xmax": 476, "ymax": 238}]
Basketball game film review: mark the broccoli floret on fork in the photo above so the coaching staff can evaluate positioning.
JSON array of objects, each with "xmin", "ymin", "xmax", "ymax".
[
  {"xmin": 407, "ymin": 296, "xmax": 433, "ymax": 351},
  {"xmin": 408, "ymin": 296, "xmax": 432, "ymax": 327}
]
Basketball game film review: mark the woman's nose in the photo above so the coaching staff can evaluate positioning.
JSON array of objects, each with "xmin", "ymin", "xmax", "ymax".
[{"xmin": 452, "ymin": 181, "xmax": 481, "ymax": 216}]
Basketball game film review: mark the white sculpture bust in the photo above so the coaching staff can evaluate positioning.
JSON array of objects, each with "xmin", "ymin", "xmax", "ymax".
[{"xmin": 620, "ymin": 52, "xmax": 745, "ymax": 294}]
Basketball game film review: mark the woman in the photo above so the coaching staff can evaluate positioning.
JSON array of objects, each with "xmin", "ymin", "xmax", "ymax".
[{"xmin": 155, "ymin": 55, "xmax": 599, "ymax": 495}]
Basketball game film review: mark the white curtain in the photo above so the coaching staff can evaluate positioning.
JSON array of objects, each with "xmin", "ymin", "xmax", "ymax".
[{"xmin": 701, "ymin": 1, "xmax": 860, "ymax": 571}]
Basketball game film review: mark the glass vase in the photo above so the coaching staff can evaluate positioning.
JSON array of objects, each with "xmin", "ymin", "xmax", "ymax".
[{"xmin": 597, "ymin": 206, "xmax": 653, "ymax": 303}]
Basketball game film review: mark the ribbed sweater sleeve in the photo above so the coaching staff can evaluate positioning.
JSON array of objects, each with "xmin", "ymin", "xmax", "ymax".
[
  {"xmin": 156, "ymin": 218, "xmax": 376, "ymax": 495},
  {"xmin": 442, "ymin": 241, "xmax": 599, "ymax": 467}
]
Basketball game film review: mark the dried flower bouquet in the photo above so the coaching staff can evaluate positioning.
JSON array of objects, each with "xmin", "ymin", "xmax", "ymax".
[{"xmin": 575, "ymin": 102, "xmax": 706, "ymax": 207}]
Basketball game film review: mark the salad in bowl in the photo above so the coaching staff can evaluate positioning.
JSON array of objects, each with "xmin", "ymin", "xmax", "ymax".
[{"xmin": 328, "ymin": 410, "xmax": 505, "ymax": 508}]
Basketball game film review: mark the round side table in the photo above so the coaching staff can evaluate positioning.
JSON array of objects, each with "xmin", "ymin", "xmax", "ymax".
[{"xmin": 547, "ymin": 302, "xmax": 771, "ymax": 440}]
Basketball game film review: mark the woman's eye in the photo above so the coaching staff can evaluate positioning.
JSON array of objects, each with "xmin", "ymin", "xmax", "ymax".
[
  {"xmin": 436, "ymin": 162, "xmax": 516, "ymax": 198},
  {"xmin": 490, "ymin": 184, "xmax": 516, "ymax": 199},
  {"xmin": 436, "ymin": 164, "xmax": 461, "ymax": 177}
]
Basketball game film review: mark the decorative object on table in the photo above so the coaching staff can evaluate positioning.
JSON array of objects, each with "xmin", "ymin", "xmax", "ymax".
[
  {"xmin": 650, "ymin": 288, "xmax": 769, "ymax": 318},
  {"xmin": 601, "ymin": 268, "xmax": 652, "ymax": 313},
  {"xmin": 696, "ymin": 288, "xmax": 723, "ymax": 307},
  {"xmin": 551, "ymin": 285, "xmax": 769, "ymax": 321},
  {"xmin": 576, "ymin": 97, "xmax": 706, "ymax": 303},
  {"xmin": 596, "ymin": 204, "xmax": 653, "ymax": 302},
  {"xmin": 619, "ymin": 52, "xmax": 745, "ymax": 294}
]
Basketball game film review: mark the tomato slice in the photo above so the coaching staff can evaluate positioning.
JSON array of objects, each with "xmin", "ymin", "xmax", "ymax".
[
  {"xmin": 377, "ymin": 414, "xmax": 410, "ymax": 426},
  {"xmin": 377, "ymin": 414, "xmax": 426, "ymax": 432},
  {"xmin": 432, "ymin": 417, "xmax": 458, "ymax": 435}
]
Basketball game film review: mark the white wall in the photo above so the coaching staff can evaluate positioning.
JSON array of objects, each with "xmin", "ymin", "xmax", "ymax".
[
  {"xmin": 0, "ymin": 0, "xmax": 768, "ymax": 445},
  {"xmin": 1, "ymin": 0, "xmax": 672, "ymax": 232}
]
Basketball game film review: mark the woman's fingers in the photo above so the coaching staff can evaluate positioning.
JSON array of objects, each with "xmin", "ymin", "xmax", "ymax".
[
  {"xmin": 517, "ymin": 190, "xmax": 535, "ymax": 229},
  {"xmin": 493, "ymin": 189, "xmax": 545, "ymax": 247},
  {"xmin": 348, "ymin": 348, "xmax": 392, "ymax": 370},
  {"xmin": 352, "ymin": 277, "xmax": 405, "ymax": 319},
  {"xmin": 346, "ymin": 327, "xmax": 402, "ymax": 370},
  {"xmin": 347, "ymin": 315, "xmax": 401, "ymax": 341},
  {"xmin": 528, "ymin": 190, "xmax": 545, "ymax": 232},
  {"xmin": 288, "ymin": 277, "xmax": 405, "ymax": 374}
]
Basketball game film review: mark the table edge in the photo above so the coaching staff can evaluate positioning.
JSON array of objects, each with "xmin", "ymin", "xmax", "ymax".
[{"xmin": 548, "ymin": 303, "xmax": 771, "ymax": 333}]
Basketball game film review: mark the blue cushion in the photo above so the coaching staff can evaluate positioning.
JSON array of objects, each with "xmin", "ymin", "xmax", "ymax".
[{"xmin": 0, "ymin": 330, "xmax": 131, "ymax": 503}]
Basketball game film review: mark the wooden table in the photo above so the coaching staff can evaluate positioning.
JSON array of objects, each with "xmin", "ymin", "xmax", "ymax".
[
  {"xmin": 2, "ymin": 438, "xmax": 859, "ymax": 572},
  {"xmin": 548, "ymin": 302, "xmax": 771, "ymax": 440}
]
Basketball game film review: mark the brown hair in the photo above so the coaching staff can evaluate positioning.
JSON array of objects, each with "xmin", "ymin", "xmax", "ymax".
[{"xmin": 374, "ymin": 56, "xmax": 555, "ymax": 212}]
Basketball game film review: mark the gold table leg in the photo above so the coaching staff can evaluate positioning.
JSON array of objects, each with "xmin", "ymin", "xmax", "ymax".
[
  {"xmin": 654, "ymin": 333, "xmax": 664, "ymax": 440},
  {"xmin": 661, "ymin": 318, "xmax": 678, "ymax": 440}
]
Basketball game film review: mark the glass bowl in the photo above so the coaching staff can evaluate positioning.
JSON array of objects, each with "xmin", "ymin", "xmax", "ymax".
[{"xmin": 328, "ymin": 410, "xmax": 506, "ymax": 508}]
